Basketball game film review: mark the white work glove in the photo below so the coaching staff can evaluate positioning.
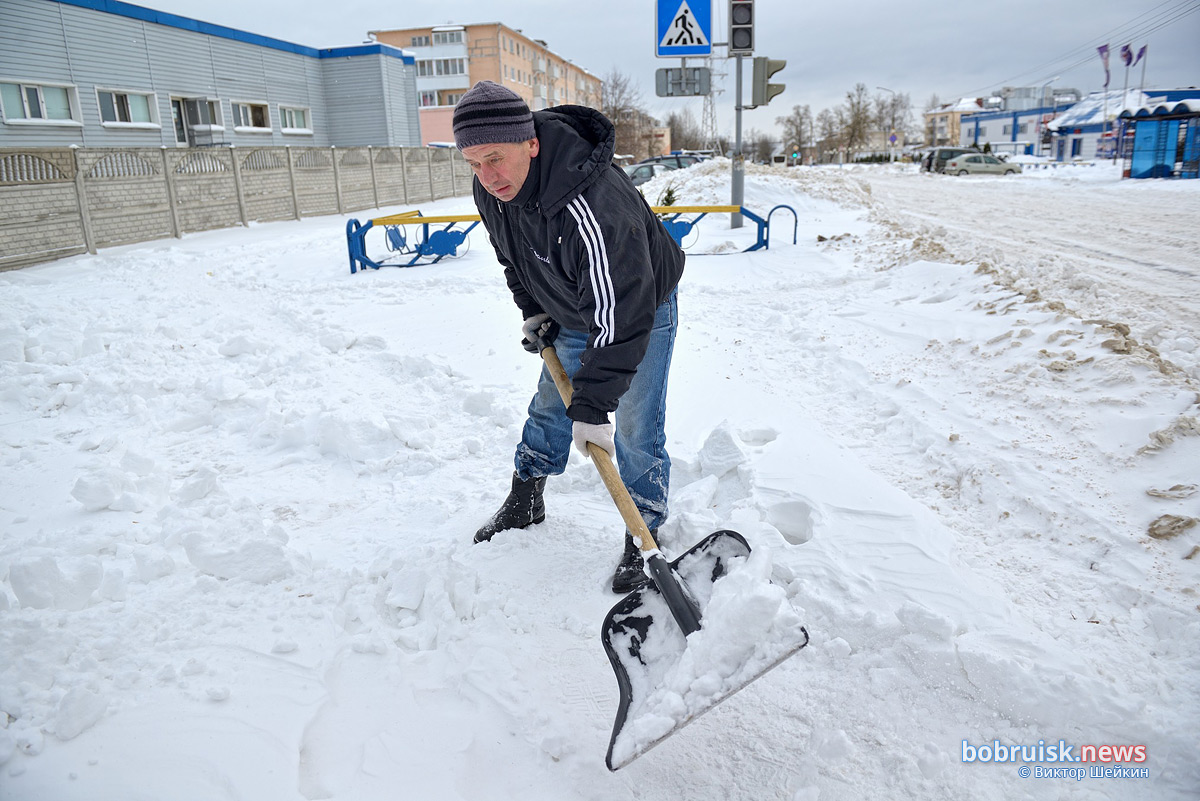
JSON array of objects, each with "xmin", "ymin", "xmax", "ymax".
[
  {"xmin": 521, "ymin": 313, "xmax": 559, "ymax": 353},
  {"xmin": 572, "ymin": 420, "xmax": 615, "ymax": 458}
]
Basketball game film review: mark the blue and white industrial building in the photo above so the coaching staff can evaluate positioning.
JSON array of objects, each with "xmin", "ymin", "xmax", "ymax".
[
  {"xmin": 959, "ymin": 87, "xmax": 1199, "ymax": 165},
  {"xmin": 0, "ymin": 0, "xmax": 422, "ymax": 149}
]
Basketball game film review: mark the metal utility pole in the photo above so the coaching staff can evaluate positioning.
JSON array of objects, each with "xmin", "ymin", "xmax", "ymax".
[
  {"xmin": 877, "ymin": 86, "xmax": 896, "ymax": 162},
  {"xmin": 731, "ymin": 54, "xmax": 744, "ymax": 229},
  {"xmin": 727, "ymin": 0, "xmax": 754, "ymax": 229},
  {"xmin": 701, "ymin": 54, "xmax": 722, "ymax": 154}
]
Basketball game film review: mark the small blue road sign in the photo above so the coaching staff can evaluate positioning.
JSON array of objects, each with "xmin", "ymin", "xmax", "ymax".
[{"xmin": 657, "ymin": 0, "xmax": 712, "ymax": 58}]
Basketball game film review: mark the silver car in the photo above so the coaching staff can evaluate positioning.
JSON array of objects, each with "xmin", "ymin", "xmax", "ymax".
[{"xmin": 945, "ymin": 153, "xmax": 1023, "ymax": 176}]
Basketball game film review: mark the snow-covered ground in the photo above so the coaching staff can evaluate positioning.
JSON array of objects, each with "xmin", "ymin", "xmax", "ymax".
[{"xmin": 2, "ymin": 158, "xmax": 1197, "ymax": 800}]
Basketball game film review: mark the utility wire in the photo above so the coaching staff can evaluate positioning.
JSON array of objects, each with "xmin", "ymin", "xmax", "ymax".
[{"xmin": 948, "ymin": 0, "xmax": 1199, "ymax": 99}]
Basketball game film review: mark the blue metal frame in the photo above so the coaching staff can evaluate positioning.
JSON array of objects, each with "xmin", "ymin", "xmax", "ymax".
[
  {"xmin": 347, "ymin": 215, "xmax": 480, "ymax": 273},
  {"xmin": 346, "ymin": 203, "xmax": 799, "ymax": 273},
  {"xmin": 654, "ymin": 205, "xmax": 798, "ymax": 252}
]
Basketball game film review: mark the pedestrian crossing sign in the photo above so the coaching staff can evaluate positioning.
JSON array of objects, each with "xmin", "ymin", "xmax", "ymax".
[{"xmin": 657, "ymin": 0, "xmax": 712, "ymax": 57}]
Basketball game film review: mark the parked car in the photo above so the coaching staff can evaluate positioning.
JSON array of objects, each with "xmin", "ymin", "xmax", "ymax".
[
  {"xmin": 922, "ymin": 147, "xmax": 975, "ymax": 173},
  {"xmin": 944, "ymin": 153, "xmax": 1023, "ymax": 176},
  {"xmin": 636, "ymin": 153, "xmax": 705, "ymax": 170},
  {"xmin": 623, "ymin": 161, "xmax": 675, "ymax": 186}
]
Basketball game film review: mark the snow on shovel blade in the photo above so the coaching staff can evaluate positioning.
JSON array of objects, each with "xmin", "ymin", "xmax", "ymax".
[{"xmin": 601, "ymin": 530, "xmax": 809, "ymax": 770}]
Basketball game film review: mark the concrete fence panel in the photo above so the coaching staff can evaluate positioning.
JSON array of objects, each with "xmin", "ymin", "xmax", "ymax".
[
  {"xmin": 372, "ymin": 148, "xmax": 409, "ymax": 207},
  {"xmin": 78, "ymin": 148, "xmax": 174, "ymax": 248},
  {"xmin": 290, "ymin": 148, "xmax": 338, "ymax": 218},
  {"xmin": 0, "ymin": 145, "xmax": 471, "ymax": 271},
  {"xmin": 168, "ymin": 149, "xmax": 243, "ymax": 235},
  {"xmin": 0, "ymin": 149, "xmax": 87, "ymax": 269},
  {"xmin": 403, "ymin": 148, "xmax": 434, "ymax": 205},
  {"xmin": 336, "ymin": 148, "xmax": 375, "ymax": 213},
  {"xmin": 238, "ymin": 149, "xmax": 296, "ymax": 223}
]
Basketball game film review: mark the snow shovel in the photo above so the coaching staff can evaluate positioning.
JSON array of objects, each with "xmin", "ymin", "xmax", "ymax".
[{"xmin": 536, "ymin": 341, "xmax": 810, "ymax": 771}]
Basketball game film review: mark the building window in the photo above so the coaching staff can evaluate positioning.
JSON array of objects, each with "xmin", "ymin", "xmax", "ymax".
[
  {"xmin": 183, "ymin": 98, "xmax": 222, "ymax": 128},
  {"xmin": 444, "ymin": 92, "xmax": 463, "ymax": 106},
  {"xmin": 97, "ymin": 89, "xmax": 156, "ymax": 125},
  {"xmin": 231, "ymin": 101, "xmax": 270, "ymax": 131},
  {"xmin": 432, "ymin": 31, "xmax": 464, "ymax": 45},
  {"xmin": 411, "ymin": 35, "xmax": 430, "ymax": 47},
  {"xmin": 415, "ymin": 59, "xmax": 463, "ymax": 77},
  {"xmin": 0, "ymin": 81, "xmax": 78, "ymax": 123},
  {"xmin": 280, "ymin": 106, "xmax": 310, "ymax": 133},
  {"xmin": 419, "ymin": 90, "xmax": 437, "ymax": 107}
]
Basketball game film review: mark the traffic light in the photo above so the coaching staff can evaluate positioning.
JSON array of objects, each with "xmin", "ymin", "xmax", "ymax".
[
  {"xmin": 751, "ymin": 57, "xmax": 786, "ymax": 107},
  {"xmin": 729, "ymin": 0, "xmax": 754, "ymax": 55}
]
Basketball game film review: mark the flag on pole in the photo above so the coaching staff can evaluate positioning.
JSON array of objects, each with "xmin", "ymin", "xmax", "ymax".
[
  {"xmin": 1120, "ymin": 44, "xmax": 1133, "ymax": 66},
  {"xmin": 1133, "ymin": 45, "xmax": 1147, "ymax": 66},
  {"xmin": 1097, "ymin": 44, "xmax": 1111, "ymax": 87}
]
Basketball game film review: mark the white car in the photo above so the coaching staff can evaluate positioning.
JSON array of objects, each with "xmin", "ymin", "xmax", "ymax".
[{"xmin": 945, "ymin": 153, "xmax": 1023, "ymax": 176}]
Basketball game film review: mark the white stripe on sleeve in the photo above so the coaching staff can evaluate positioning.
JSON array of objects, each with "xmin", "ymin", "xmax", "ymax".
[{"xmin": 566, "ymin": 196, "xmax": 616, "ymax": 347}]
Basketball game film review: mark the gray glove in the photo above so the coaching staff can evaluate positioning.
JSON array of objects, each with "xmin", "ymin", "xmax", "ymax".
[
  {"xmin": 521, "ymin": 313, "xmax": 559, "ymax": 353},
  {"xmin": 572, "ymin": 420, "xmax": 615, "ymax": 458}
]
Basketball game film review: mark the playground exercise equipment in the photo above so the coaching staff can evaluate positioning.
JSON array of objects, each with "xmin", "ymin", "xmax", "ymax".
[{"xmin": 346, "ymin": 204, "xmax": 797, "ymax": 273}]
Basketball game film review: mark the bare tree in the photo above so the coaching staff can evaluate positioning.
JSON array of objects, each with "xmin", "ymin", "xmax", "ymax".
[
  {"xmin": 873, "ymin": 90, "xmax": 913, "ymax": 151},
  {"xmin": 601, "ymin": 68, "xmax": 655, "ymax": 159},
  {"xmin": 745, "ymin": 129, "xmax": 775, "ymax": 163},
  {"xmin": 665, "ymin": 107, "xmax": 704, "ymax": 152},
  {"xmin": 842, "ymin": 83, "xmax": 873, "ymax": 159},
  {"xmin": 776, "ymin": 104, "xmax": 812, "ymax": 156},
  {"xmin": 815, "ymin": 107, "xmax": 841, "ymax": 162}
]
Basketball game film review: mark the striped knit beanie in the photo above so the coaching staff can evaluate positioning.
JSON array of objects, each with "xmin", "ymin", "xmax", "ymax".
[{"xmin": 453, "ymin": 81, "xmax": 536, "ymax": 150}]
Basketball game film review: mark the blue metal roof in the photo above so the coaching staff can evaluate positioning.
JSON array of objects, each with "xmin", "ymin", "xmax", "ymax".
[
  {"xmin": 52, "ymin": 0, "xmax": 414, "ymax": 62},
  {"xmin": 1119, "ymin": 100, "xmax": 1200, "ymax": 118}
]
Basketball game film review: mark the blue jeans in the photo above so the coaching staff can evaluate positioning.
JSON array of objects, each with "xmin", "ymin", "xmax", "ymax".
[{"xmin": 515, "ymin": 288, "xmax": 678, "ymax": 531}]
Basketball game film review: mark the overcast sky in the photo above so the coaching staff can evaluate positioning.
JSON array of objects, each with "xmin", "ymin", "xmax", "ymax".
[{"xmin": 144, "ymin": 0, "xmax": 1198, "ymax": 138}]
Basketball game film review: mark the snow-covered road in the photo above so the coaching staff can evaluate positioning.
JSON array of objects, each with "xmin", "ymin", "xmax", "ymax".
[{"xmin": 862, "ymin": 164, "xmax": 1200, "ymax": 382}]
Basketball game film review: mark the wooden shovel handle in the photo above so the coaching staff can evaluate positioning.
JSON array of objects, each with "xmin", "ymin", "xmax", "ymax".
[{"xmin": 540, "ymin": 345, "xmax": 661, "ymax": 553}]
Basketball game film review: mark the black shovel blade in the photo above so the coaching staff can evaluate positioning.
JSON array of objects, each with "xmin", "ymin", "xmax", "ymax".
[{"xmin": 601, "ymin": 530, "xmax": 809, "ymax": 770}]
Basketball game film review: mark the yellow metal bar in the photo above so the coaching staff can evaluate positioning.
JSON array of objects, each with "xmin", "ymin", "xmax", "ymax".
[
  {"xmin": 371, "ymin": 205, "xmax": 741, "ymax": 226},
  {"xmin": 651, "ymin": 205, "xmax": 741, "ymax": 214},
  {"xmin": 371, "ymin": 212, "xmax": 483, "ymax": 226}
]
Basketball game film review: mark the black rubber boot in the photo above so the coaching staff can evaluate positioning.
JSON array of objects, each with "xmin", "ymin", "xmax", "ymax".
[
  {"xmin": 611, "ymin": 531, "xmax": 651, "ymax": 594},
  {"xmin": 474, "ymin": 472, "xmax": 547, "ymax": 543}
]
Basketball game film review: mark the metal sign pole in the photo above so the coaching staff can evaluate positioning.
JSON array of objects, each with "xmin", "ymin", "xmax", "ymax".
[{"xmin": 731, "ymin": 53, "xmax": 744, "ymax": 229}]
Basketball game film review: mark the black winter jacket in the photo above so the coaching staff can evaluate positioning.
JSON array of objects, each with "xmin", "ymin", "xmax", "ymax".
[{"xmin": 474, "ymin": 105, "xmax": 685, "ymax": 425}]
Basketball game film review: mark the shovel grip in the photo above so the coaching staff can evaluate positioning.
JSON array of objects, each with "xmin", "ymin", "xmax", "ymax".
[{"xmin": 539, "ymin": 343, "xmax": 661, "ymax": 554}]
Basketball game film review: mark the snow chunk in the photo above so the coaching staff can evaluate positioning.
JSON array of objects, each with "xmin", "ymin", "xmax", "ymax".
[
  {"xmin": 319, "ymin": 331, "xmax": 357, "ymax": 353},
  {"xmin": 174, "ymin": 466, "xmax": 222, "ymax": 502},
  {"xmin": 183, "ymin": 531, "xmax": 293, "ymax": 584},
  {"xmin": 53, "ymin": 688, "xmax": 108, "ymax": 741},
  {"xmin": 0, "ymin": 728, "xmax": 15, "ymax": 765},
  {"xmin": 134, "ymin": 548, "xmax": 175, "ymax": 582},
  {"xmin": 385, "ymin": 567, "xmax": 428, "ymax": 611},
  {"xmin": 70, "ymin": 469, "xmax": 136, "ymax": 512},
  {"xmin": 0, "ymin": 321, "xmax": 25, "ymax": 362},
  {"xmin": 10, "ymin": 556, "xmax": 102, "ymax": 611},
  {"xmin": 698, "ymin": 422, "xmax": 748, "ymax": 477},
  {"xmin": 218, "ymin": 335, "xmax": 267, "ymax": 357}
]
